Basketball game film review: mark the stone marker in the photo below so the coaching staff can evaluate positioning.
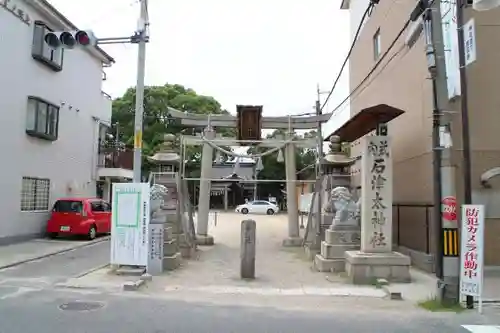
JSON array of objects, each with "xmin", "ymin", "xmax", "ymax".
[
  {"xmin": 240, "ymin": 219, "xmax": 256, "ymax": 279},
  {"xmin": 147, "ymin": 218, "xmax": 164, "ymax": 275}
]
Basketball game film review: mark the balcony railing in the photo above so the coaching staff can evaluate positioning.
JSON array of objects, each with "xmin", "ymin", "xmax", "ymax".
[{"xmin": 97, "ymin": 141, "xmax": 133, "ymax": 170}]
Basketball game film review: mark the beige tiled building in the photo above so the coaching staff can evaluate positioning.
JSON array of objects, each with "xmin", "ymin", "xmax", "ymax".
[{"xmin": 335, "ymin": 0, "xmax": 500, "ymax": 266}]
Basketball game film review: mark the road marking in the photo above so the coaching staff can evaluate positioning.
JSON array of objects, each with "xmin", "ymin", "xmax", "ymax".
[
  {"xmin": 462, "ymin": 325, "xmax": 500, "ymax": 332},
  {"xmin": 163, "ymin": 285, "xmax": 386, "ymax": 297},
  {"xmin": 0, "ymin": 287, "xmax": 40, "ymax": 300}
]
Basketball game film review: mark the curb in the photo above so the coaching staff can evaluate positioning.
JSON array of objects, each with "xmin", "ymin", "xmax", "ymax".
[
  {"xmin": 74, "ymin": 263, "xmax": 111, "ymax": 278},
  {"xmin": 0, "ymin": 236, "xmax": 110, "ymax": 270},
  {"xmin": 376, "ymin": 279, "xmax": 403, "ymax": 301},
  {"xmin": 123, "ymin": 274, "xmax": 152, "ymax": 292}
]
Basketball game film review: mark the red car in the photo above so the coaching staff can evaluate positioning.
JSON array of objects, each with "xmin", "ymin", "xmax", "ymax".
[{"xmin": 46, "ymin": 197, "xmax": 112, "ymax": 240}]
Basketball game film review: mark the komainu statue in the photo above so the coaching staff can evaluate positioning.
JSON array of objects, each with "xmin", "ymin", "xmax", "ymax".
[
  {"xmin": 325, "ymin": 186, "xmax": 359, "ymax": 228},
  {"xmin": 150, "ymin": 184, "xmax": 169, "ymax": 218}
]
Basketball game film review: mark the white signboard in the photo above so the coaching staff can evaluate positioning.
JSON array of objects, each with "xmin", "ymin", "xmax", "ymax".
[
  {"xmin": 440, "ymin": 0, "xmax": 461, "ymax": 99},
  {"xmin": 361, "ymin": 136, "xmax": 392, "ymax": 253},
  {"xmin": 110, "ymin": 183, "xmax": 150, "ymax": 266},
  {"xmin": 463, "ymin": 19, "xmax": 477, "ymax": 66},
  {"xmin": 460, "ymin": 205, "xmax": 484, "ymax": 303},
  {"xmin": 298, "ymin": 193, "xmax": 313, "ymax": 213}
]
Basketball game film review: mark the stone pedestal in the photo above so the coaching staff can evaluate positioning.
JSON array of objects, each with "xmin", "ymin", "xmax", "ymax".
[
  {"xmin": 314, "ymin": 224, "xmax": 360, "ymax": 272},
  {"xmin": 162, "ymin": 224, "xmax": 181, "ymax": 270},
  {"xmin": 282, "ymin": 236, "xmax": 302, "ymax": 247},
  {"xmin": 345, "ymin": 251, "xmax": 411, "ymax": 284},
  {"xmin": 196, "ymin": 234, "xmax": 214, "ymax": 246},
  {"xmin": 165, "ymin": 213, "xmax": 196, "ymax": 259}
]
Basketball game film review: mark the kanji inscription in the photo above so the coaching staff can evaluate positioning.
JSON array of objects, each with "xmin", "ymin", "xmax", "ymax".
[
  {"xmin": 459, "ymin": 205, "xmax": 484, "ymax": 297},
  {"xmin": 361, "ymin": 136, "xmax": 392, "ymax": 252}
]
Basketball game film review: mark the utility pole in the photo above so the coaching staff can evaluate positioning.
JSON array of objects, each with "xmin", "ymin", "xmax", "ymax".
[
  {"xmin": 132, "ymin": 0, "xmax": 149, "ymax": 183},
  {"xmin": 421, "ymin": 0, "xmax": 460, "ymax": 304},
  {"xmin": 456, "ymin": 0, "xmax": 474, "ymax": 309},
  {"xmin": 313, "ymin": 84, "xmax": 326, "ymax": 249}
]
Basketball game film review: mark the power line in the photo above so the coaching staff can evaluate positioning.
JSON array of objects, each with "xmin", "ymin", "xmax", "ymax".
[
  {"xmin": 319, "ymin": 1, "xmax": 376, "ymax": 112},
  {"xmin": 327, "ymin": 18, "xmax": 412, "ymax": 116},
  {"xmin": 330, "ymin": 44, "xmax": 409, "ymax": 116},
  {"xmin": 322, "ymin": 45, "xmax": 409, "ymax": 132}
]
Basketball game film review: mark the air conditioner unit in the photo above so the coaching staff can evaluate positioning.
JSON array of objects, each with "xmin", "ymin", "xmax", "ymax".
[{"xmin": 405, "ymin": 16, "xmax": 424, "ymax": 48}]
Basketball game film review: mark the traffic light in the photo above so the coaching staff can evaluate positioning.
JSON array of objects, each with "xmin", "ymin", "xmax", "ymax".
[{"xmin": 44, "ymin": 30, "xmax": 96, "ymax": 49}]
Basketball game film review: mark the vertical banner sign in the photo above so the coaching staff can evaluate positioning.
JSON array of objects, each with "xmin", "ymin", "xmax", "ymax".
[
  {"xmin": 460, "ymin": 205, "xmax": 485, "ymax": 310},
  {"xmin": 361, "ymin": 136, "xmax": 392, "ymax": 253},
  {"xmin": 111, "ymin": 183, "xmax": 150, "ymax": 266},
  {"xmin": 440, "ymin": 0, "xmax": 461, "ymax": 99}
]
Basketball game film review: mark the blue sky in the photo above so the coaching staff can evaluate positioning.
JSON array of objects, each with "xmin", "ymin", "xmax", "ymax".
[{"xmin": 48, "ymin": 0, "xmax": 351, "ymax": 136}]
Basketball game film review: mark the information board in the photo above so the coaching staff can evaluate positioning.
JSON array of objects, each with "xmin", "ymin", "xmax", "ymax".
[{"xmin": 110, "ymin": 183, "xmax": 150, "ymax": 266}]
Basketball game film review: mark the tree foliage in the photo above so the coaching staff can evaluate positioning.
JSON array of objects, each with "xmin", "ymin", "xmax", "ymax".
[
  {"xmin": 247, "ymin": 129, "xmax": 319, "ymax": 198},
  {"xmin": 111, "ymin": 83, "xmax": 321, "ymax": 195},
  {"xmin": 111, "ymin": 83, "xmax": 234, "ymax": 176}
]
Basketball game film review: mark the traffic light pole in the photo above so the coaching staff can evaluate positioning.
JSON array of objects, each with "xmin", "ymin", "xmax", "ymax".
[{"xmin": 132, "ymin": 0, "xmax": 149, "ymax": 183}]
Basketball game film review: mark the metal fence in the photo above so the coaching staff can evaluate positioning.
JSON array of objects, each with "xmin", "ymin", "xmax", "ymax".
[
  {"xmin": 97, "ymin": 143, "xmax": 133, "ymax": 169},
  {"xmin": 393, "ymin": 203, "xmax": 433, "ymax": 254}
]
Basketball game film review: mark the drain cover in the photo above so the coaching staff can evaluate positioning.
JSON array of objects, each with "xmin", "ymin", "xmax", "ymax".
[{"xmin": 59, "ymin": 301, "xmax": 104, "ymax": 312}]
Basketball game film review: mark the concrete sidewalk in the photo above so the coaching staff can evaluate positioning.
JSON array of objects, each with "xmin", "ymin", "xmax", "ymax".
[{"xmin": 0, "ymin": 236, "xmax": 109, "ymax": 270}]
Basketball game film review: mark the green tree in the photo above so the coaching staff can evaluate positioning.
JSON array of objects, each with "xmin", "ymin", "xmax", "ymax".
[
  {"xmin": 111, "ymin": 83, "xmax": 234, "ymax": 177},
  {"xmin": 247, "ymin": 129, "xmax": 319, "ymax": 199}
]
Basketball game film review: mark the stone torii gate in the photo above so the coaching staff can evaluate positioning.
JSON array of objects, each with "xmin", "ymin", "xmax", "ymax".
[{"xmin": 168, "ymin": 106, "xmax": 332, "ymax": 246}]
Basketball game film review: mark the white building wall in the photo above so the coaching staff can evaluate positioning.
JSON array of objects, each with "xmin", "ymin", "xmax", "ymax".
[
  {"xmin": 349, "ymin": 0, "xmax": 371, "ymax": 42},
  {"xmin": 0, "ymin": 0, "xmax": 112, "ymax": 242}
]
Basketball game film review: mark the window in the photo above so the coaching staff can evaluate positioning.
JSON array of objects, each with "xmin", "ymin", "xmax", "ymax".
[
  {"xmin": 101, "ymin": 201, "xmax": 111, "ymax": 212},
  {"xmin": 373, "ymin": 29, "xmax": 381, "ymax": 60},
  {"xmin": 90, "ymin": 201, "xmax": 104, "ymax": 212},
  {"xmin": 26, "ymin": 96, "xmax": 59, "ymax": 141},
  {"xmin": 21, "ymin": 177, "xmax": 50, "ymax": 211},
  {"xmin": 32, "ymin": 21, "xmax": 64, "ymax": 71},
  {"xmin": 52, "ymin": 200, "xmax": 83, "ymax": 213}
]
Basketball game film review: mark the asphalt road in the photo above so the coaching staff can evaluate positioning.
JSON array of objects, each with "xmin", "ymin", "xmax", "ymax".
[
  {"xmin": 0, "ymin": 238, "xmax": 110, "ymax": 288},
  {"xmin": 0, "ymin": 288, "xmax": 496, "ymax": 333},
  {"xmin": 0, "ymin": 238, "xmax": 498, "ymax": 332}
]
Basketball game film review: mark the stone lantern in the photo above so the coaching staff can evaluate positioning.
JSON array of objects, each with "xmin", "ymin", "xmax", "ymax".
[
  {"xmin": 319, "ymin": 135, "xmax": 356, "ymax": 190},
  {"xmin": 147, "ymin": 133, "xmax": 181, "ymax": 174},
  {"xmin": 313, "ymin": 135, "xmax": 360, "ymax": 273}
]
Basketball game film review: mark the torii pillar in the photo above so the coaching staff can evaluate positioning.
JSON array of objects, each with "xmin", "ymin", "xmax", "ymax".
[
  {"xmin": 282, "ymin": 132, "xmax": 301, "ymax": 247},
  {"xmin": 196, "ymin": 127, "xmax": 215, "ymax": 246}
]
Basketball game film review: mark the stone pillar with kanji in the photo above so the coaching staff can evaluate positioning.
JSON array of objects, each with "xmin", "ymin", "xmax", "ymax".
[{"xmin": 345, "ymin": 135, "xmax": 411, "ymax": 284}]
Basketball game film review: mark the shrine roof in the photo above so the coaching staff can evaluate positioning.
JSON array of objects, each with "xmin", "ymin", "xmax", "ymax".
[{"xmin": 324, "ymin": 104, "xmax": 405, "ymax": 143}]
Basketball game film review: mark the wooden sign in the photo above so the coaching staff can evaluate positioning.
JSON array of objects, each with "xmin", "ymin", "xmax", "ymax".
[{"xmin": 236, "ymin": 105, "xmax": 262, "ymax": 143}]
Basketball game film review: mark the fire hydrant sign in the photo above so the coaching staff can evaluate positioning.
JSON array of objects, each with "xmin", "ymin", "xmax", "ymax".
[
  {"xmin": 110, "ymin": 183, "xmax": 150, "ymax": 266},
  {"xmin": 459, "ymin": 205, "xmax": 484, "ymax": 298}
]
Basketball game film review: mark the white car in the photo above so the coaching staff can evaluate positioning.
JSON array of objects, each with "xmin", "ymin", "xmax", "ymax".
[{"xmin": 235, "ymin": 200, "xmax": 279, "ymax": 215}]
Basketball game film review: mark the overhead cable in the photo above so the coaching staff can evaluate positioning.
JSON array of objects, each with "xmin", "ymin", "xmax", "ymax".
[
  {"xmin": 319, "ymin": 1, "xmax": 376, "ymax": 112},
  {"xmin": 327, "ymin": 18, "xmax": 412, "ymax": 115}
]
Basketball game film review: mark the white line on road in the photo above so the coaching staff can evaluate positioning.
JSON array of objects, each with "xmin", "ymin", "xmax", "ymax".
[
  {"xmin": 163, "ymin": 285, "xmax": 386, "ymax": 297},
  {"xmin": 462, "ymin": 325, "xmax": 500, "ymax": 333},
  {"xmin": 0, "ymin": 287, "xmax": 41, "ymax": 300}
]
